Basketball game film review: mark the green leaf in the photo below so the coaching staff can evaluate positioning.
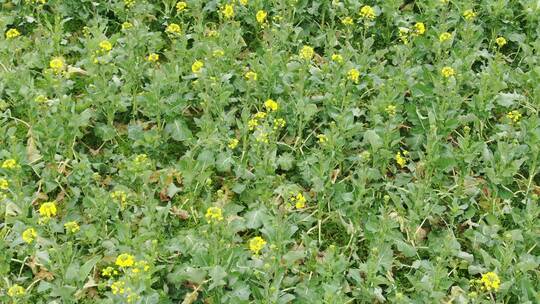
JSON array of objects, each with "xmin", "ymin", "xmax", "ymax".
[{"xmin": 165, "ymin": 119, "xmax": 193, "ymax": 141}]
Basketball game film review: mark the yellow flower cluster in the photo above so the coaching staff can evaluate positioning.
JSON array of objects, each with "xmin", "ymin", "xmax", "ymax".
[
  {"xmin": 122, "ymin": 22, "xmax": 133, "ymax": 30},
  {"xmin": 506, "ymin": 110, "xmax": 521, "ymax": 123},
  {"xmin": 124, "ymin": 0, "xmax": 135, "ymax": 8},
  {"xmin": 176, "ymin": 1, "xmax": 187, "ymax": 12},
  {"xmin": 248, "ymin": 236, "xmax": 267, "ymax": 255},
  {"xmin": 49, "ymin": 58, "xmax": 65, "ymax": 74},
  {"xmin": 299, "ymin": 45, "xmax": 314, "ymax": 60},
  {"xmin": 347, "ymin": 68, "xmax": 360, "ymax": 83},
  {"xmin": 331, "ymin": 54, "xmax": 343, "ymax": 64},
  {"xmin": 2, "ymin": 159, "xmax": 17, "ymax": 169},
  {"xmin": 0, "ymin": 178, "xmax": 8, "ymax": 190},
  {"xmin": 256, "ymin": 10, "xmax": 267, "ymax": 24},
  {"xmin": 165, "ymin": 23, "xmax": 181, "ymax": 34},
  {"xmin": 205, "ymin": 206, "xmax": 224, "ymax": 222},
  {"xmin": 463, "ymin": 9, "xmax": 477, "ymax": 21},
  {"xmin": 6, "ymin": 28, "xmax": 21, "ymax": 39},
  {"xmin": 8, "ymin": 284, "xmax": 25, "ymax": 297},
  {"xmin": 134, "ymin": 154, "xmax": 148, "ymax": 164},
  {"xmin": 385, "ymin": 104, "xmax": 397, "ymax": 116},
  {"xmin": 39, "ymin": 201, "xmax": 57, "ymax": 218},
  {"xmin": 147, "ymin": 53, "xmax": 159, "ymax": 63},
  {"xmin": 228, "ymin": 138, "xmax": 239, "ymax": 149},
  {"xmin": 101, "ymin": 266, "xmax": 118, "ymax": 277},
  {"xmin": 439, "ymin": 32, "xmax": 452, "ymax": 42},
  {"xmin": 441, "ymin": 66, "xmax": 455, "ymax": 78},
  {"xmin": 395, "ymin": 151, "xmax": 408, "ymax": 168},
  {"xmin": 495, "ymin": 36, "xmax": 507, "ymax": 47},
  {"xmin": 111, "ymin": 190, "xmax": 128, "ymax": 207},
  {"xmin": 192, "ymin": 60, "xmax": 204, "ymax": 73},
  {"xmin": 359, "ymin": 5, "xmax": 375, "ymax": 20},
  {"xmin": 316, "ymin": 134, "xmax": 328, "ymax": 143},
  {"xmin": 99, "ymin": 40, "xmax": 113, "ymax": 52},
  {"xmin": 64, "ymin": 221, "xmax": 80, "ymax": 233},
  {"xmin": 245, "ymin": 70, "xmax": 258, "ymax": 81},
  {"xmin": 22, "ymin": 227, "xmax": 37, "ymax": 243},
  {"xmin": 115, "ymin": 253, "xmax": 135, "ymax": 268},
  {"xmin": 342, "ymin": 16, "xmax": 354, "ymax": 26},
  {"xmin": 273, "ymin": 118, "xmax": 286, "ymax": 130},
  {"xmin": 222, "ymin": 4, "xmax": 235, "ymax": 19},
  {"xmin": 290, "ymin": 192, "xmax": 307, "ymax": 209},
  {"xmin": 264, "ymin": 99, "xmax": 279, "ymax": 112},
  {"xmin": 479, "ymin": 272, "xmax": 501, "ymax": 292},
  {"xmin": 414, "ymin": 22, "xmax": 426, "ymax": 35}
]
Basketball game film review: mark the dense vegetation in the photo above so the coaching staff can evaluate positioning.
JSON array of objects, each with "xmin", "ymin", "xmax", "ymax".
[{"xmin": 1, "ymin": 0, "xmax": 540, "ymax": 303}]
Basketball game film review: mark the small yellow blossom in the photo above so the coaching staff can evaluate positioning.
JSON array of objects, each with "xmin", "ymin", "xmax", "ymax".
[
  {"xmin": 248, "ymin": 236, "xmax": 267, "ymax": 255},
  {"xmin": 347, "ymin": 68, "xmax": 360, "ymax": 83},
  {"xmin": 395, "ymin": 151, "xmax": 407, "ymax": 168},
  {"xmin": 49, "ymin": 58, "xmax": 65, "ymax": 73},
  {"xmin": 176, "ymin": 1, "xmax": 187, "ymax": 12},
  {"xmin": 8, "ymin": 284, "xmax": 25, "ymax": 297},
  {"xmin": 147, "ymin": 53, "xmax": 159, "ymax": 62},
  {"xmin": 359, "ymin": 5, "xmax": 375, "ymax": 20},
  {"xmin": 111, "ymin": 190, "xmax": 128, "ymax": 206},
  {"xmin": 463, "ymin": 9, "xmax": 477, "ymax": 21},
  {"xmin": 6, "ymin": 28, "xmax": 21, "ymax": 39},
  {"xmin": 192, "ymin": 60, "xmax": 204, "ymax": 73},
  {"xmin": 101, "ymin": 266, "xmax": 117, "ymax": 277},
  {"xmin": 439, "ymin": 32, "xmax": 452, "ymax": 42},
  {"xmin": 480, "ymin": 272, "xmax": 501, "ymax": 292},
  {"xmin": 441, "ymin": 66, "xmax": 455, "ymax": 78},
  {"xmin": 264, "ymin": 99, "xmax": 279, "ymax": 112},
  {"xmin": 299, "ymin": 45, "xmax": 314, "ymax": 60},
  {"xmin": 385, "ymin": 104, "xmax": 397, "ymax": 116},
  {"xmin": 256, "ymin": 10, "xmax": 267, "ymax": 24},
  {"xmin": 316, "ymin": 134, "xmax": 328, "ymax": 143},
  {"xmin": 0, "ymin": 178, "xmax": 8, "ymax": 190},
  {"xmin": 245, "ymin": 71, "xmax": 258, "ymax": 81},
  {"xmin": 115, "ymin": 253, "xmax": 135, "ymax": 268},
  {"xmin": 290, "ymin": 192, "xmax": 307, "ymax": 209},
  {"xmin": 2, "ymin": 159, "xmax": 17, "ymax": 169},
  {"xmin": 414, "ymin": 22, "xmax": 426, "ymax": 35},
  {"xmin": 165, "ymin": 23, "xmax": 181, "ymax": 34},
  {"xmin": 22, "ymin": 228, "xmax": 37, "ymax": 244},
  {"xmin": 248, "ymin": 119, "xmax": 259, "ymax": 131},
  {"xmin": 39, "ymin": 201, "xmax": 57, "ymax": 218},
  {"xmin": 124, "ymin": 0, "xmax": 135, "ymax": 8},
  {"xmin": 331, "ymin": 54, "xmax": 343, "ymax": 64},
  {"xmin": 213, "ymin": 49, "xmax": 224, "ymax": 57},
  {"xmin": 110, "ymin": 280, "xmax": 126, "ymax": 294},
  {"xmin": 398, "ymin": 27, "xmax": 410, "ymax": 44},
  {"xmin": 205, "ymin": 206, "xmax": 224, "ymax": 222},
  {"xmin": 254, "ymin": 111, "xmax": 267, "ymax": 120},
  {"xmin": 255, "ymin": 131, "xmax": 269, "ymax": 143},
  {"xmin": 239, "ymin": 0, "xmax": 248, "ymax": 5},
  {"xmin": 342, "ymin": 16, "xmax": 354, "ymax": 26},
  {"xmin": 64, "ymin": 221, "xmax": 80, "ymax": 233},
  {"xmin": 35, "ymin": 95, "xmax": 48, "ymax": 104},
  {"xmin": 122, "ymin": 22, "xmax": 133, "ymax": 30},
  {"xmin": 222, "ymin": 4, "xmax": 235, "ymax": 19},
  {"xmin": 273, "ymin": 118, "xmax": 286, "ymax": 130},
  {"xmin": 506, "ymin": 110, "xmax": 521, "ymax": 123},
  {"xmin": 495, "ymin": 36, "xmax": 507, "ymax": 47},
  {"xmin": 99, "ymin": 40, "xmax": 112, "ymax": 52},
  {"xmin": 134, "ymin": 154, "xmax": 148, "ymax": 164},
  {"xmin": 228, "ymin": 138, "xmax": 239, "ymax": 149}
]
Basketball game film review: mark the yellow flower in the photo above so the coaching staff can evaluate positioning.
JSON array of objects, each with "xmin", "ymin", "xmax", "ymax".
[
  {"xmin": 359, "ymin": 5, "xmax": 375, "ymax": 20},
  {"xmin": 49, "ymin": 58, "xmax": 65, "ymax": 73},
  {"xmin": 385, "ymin": 104, "xmax": 397, "ymax": 116},
  {"xmin": 39, "ymin": 201, "xmax": 57, "ymax": 218},
  {"xmin": 264, "ymin": 99, "xmax": 279, "ymax": 112},
  {"xmin": 122, "ymin": 22, "xmax": 133, "ymax": 30},
  {"xmin": 115, "ymin": 253, "xmax": 135, "ymax": 268},
  {"xmin": 463, "ymin": 9, "xmax": 477, "ymax": 21},
  {"xmin": 331, "ymin": 54, "xmax": 343, "ymax": 64},
  {"xmin": 347, "ymin": 68, "xmax": 360, "ymax": 83},
  {"xmin": 255, "ymin": 131, "xmax": 269, "ymax": 143},
  {"xmin": 254, "ymin": 112, "xmax": 267, "ymax": 120},
  {"xmin": 134, "ymin": 153, "xmax": 148, "ymax": 164},
  {"xmin": 245, "ymin": 71, "xmax": 258, "ymax": 81},
  {"xmin": 191, "ymin": 60, "xmax": 204, "ymax": 73},
  {"xmin": 439, "ymin": 32, "xmax": 452, "ymax": 42},
  {"xmin": 124, "ymin": 0, "xmax": 135, "ymax": 8},
  {"xmin": 290, "ymin": 192, "xmax": 306, "ymax": 209},
  {"xmin": 441, "ymin": 66, "xmax": 455, "ymax": 78},
  {"xmin": 248, "ymin": 236, "xmax": 267, "ymax": 255},
  {"xmin": 414, "ymin": 22, "xmax": 426, "ymax": 35},
  {"xmin": 256, "ymin": 10, "xmax": 267, "ymax": 24},
  {"xmin": 299, "ymin": 45, "xmax": 314, "ymax": 60},
  {"xmin": 248, "ymin": 119, "xmax": 259, "ymax": 130},
  {"xmin": 147, "ymin": 53, "xmax": 159, "ymax": 62},
  {"xmin": 0, "ymin": 178, "xmax": 8, "ymax": 190},
  {"xmin": 205, "ymin": 206, "xmax": 224, "ymax": 222},
  {"xmin": 480, "ymin": 272, "xmax": 501, "ymax": 292},
  {"xmin": 222, "ymin": 4, "xmax": 235, "ymax": 19},
  {"xmin": 165, "ymin": 23, "xmax": 181, "ymax": 34},
  {"xmin": 395, "ymin": 151, "xmax": 407, "ymax": 168},
  {"xmin": 228, "ymin": 138, "xmax": 239, "ymax": 149},
  {"xmin": 398, "ymin": 27, "xmax": 410, "ymax": 44},
  {"xmin": 64, "ymin": 221, "xmax": 80, "ymax": 233},
  {"xmin": 101, "ymin": 266, "xmax": 116, "ymax": 277},
  {"xmin": 342, "ymin": 16, "xmax": 354, "ymax": 26},
  {"xmin": 111, "ymin": 190, "xmax": 127, "ymax": 206},
  {"xmin": 110, "ymin": 280, "xmax": 126, "ymax": 294},
  {"xmin": 176, "ymin": 1, "xmax": 187, "ymax": 12},
  {"xmin": 8, "ymin": 284, "xmax": 25, "ymax": 297},
  {"xmin": 99, "ymin": 40, "xmax": 112, "ymax": 52},
  {"xmin": 273, "ymin": 118, "xmax": 286, "ymax": 130},
  {"xmin": 506, "ymin": 110, "xmax": 521, "ymax": 123},
  {"xmin": 22, "ymin": 228, "xmax": 37, "ymax": 244},
  {"xmin": 213, "ymin": 49, "xmax": 224, "ymax": 57},
  {"xmin": 6, "ymin": 28, "xmax": 21, "ymax": 39},
  {"xmin": 495, "ymin": 36, "xmax": 507, "ymax": 47},
  {"xmin": 2, "ymin": 159, "xmax": 17, "ymax": 169},
  {"xmin": 239, "ymin": 0, "xmax": 248, "ymax": 5},
  {"xmin": 316, "ymin": 134, "xmax": 328, "ymax": 143}
]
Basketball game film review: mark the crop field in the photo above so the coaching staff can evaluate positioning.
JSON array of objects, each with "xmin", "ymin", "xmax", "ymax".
[{"xmin": 1, "ymin": 0, "xmax": 540, "ymax": 303}]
